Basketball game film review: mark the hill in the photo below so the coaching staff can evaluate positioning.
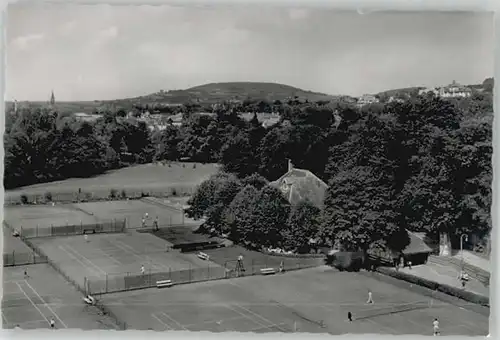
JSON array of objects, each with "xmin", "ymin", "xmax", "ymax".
[
  {"xmin": 101, "ymin": 82, "xmax": 338, "ymax": 107},
  {"xmin": 6, "ymin": 82, "xmax": 339, "ymax": 114}
]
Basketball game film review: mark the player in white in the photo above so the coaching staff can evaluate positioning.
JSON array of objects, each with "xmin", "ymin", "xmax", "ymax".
[
  {"xmin": 141, "ymin": 265, "xmax": 145, "ymax": 275},
  {"xmin": 366, "ymin": 291, "xmax": 374, "ymax": 304},
  {"xmin": 84, "ymin": 234, "xmax": 89, "ymax": 243},
  {"xmin": 141, "ymin": 217, "xmax": 146, "ymax": 228},
  {"xmin": 50, "ymin": 317, "xmax": 55, "ymax": 329},
  {"xmin": 433, "ymin": 318, "xmax": 440, "ymax": 336}
]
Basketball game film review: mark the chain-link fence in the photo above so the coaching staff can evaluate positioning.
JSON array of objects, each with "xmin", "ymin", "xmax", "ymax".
[
  {"xmin": 5, "ymin": 186, "xmax": 196, "ymax": 206},
  {"xmin": 3, "ymin": 250, "xmax": 48, "ymax": 267},
  {"xmin": 87, "ymin": 259, "xmax": 319, "ymax": 295},
  {"xmin": 17, "ymin": 219, "xmax": 126, "ymax": 239}
]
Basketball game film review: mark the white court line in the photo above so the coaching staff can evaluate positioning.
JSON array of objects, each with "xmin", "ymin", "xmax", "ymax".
[
  {"xmin": 248, "ymin": 322, "xmax": 289, "ymax": 332},
  {"xmin": 161, "ymin": 312, "xmax": 188, "ymax": 331},
  {"xmin": 182, "ymin": 315, "xmax": 247, "ymax": 328},
  {"xmin": 2, "ymin": 311, "xmax": 10, "ymax": 325},
  {"xmin": 151, "ymin": 313, "xmax": 172, "ymax": 330},
  {"xmin": 58, "ymin": 245, "xmax": 101, "ymax": 277},
  {"xmin": 97, "ymin": 249, "xmax": 123, "ymax": 265},
  {"xmin": 23, "ymin": 280, "xmax": 67, "ymax": 329},
  {"xmin": 63, "ymin": 245, "xmax": 107, "ymax": 276},
  {"xmin": 363, "ymin": 317, "xmax": 400, "ymax": 334},
  {"xmin": 15, "ymin": 282, "xmax": 48, "ymax": 325},
  {"xmin": 235, "ymin": 303, "xmax": 287, "ymax": 332},
  {"xmin": 112, "ymin": 240, "xmax": 170, "ymax": 271},
  {"xmin": 224, "ymin": 304, "xmax": 268, "ymax": 329}
]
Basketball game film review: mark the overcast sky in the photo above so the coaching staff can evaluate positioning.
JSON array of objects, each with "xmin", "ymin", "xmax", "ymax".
[{"xmin": 6, "ymin": 4, "xmax": 494, "ymax": 101}]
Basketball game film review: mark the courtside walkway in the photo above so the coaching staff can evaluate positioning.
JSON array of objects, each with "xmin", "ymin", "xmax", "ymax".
[{"xmin": 452, "ymin": 251, "xmax": 490, "ymax": 273}]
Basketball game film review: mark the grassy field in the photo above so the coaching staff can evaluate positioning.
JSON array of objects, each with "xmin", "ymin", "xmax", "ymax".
[
  {"xmin": 5, "ymin": 162, "xmax": 219, "ymax": 203},
  {"xmin": 99, "ymin": 266, "xmax": 488, "ymax": 334},
  {"xmin": 2, "ymin": 264, "xmax": 118, "ymax": 330}
]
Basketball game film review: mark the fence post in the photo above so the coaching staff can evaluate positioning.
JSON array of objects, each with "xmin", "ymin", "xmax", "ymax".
[
  {"xmin": 36, "ymin": 224, "xmax": 39, "ymax": 238},
  {"xmin": 208, "ymin": 264, "xmax": 210, "ymax": 280},
  {"xmin": 189, "ymin": 264, "xmax": 192, "ymax": 282},
  {"xmin": 106, "ymin": 274, "xmax": 108, "ymax": 293},
  {"xmin": 12, "ymin": 251, "xmax": 15, "ymax": 266},
  {"xmin": 51, "ymin": 224, "xmax": 54, "ymax": 237}
]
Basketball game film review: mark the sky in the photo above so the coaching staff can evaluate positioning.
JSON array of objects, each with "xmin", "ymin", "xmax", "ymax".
[{"xmin": 6, "ymin": 4, "xmax": 494, "ymax": 101}]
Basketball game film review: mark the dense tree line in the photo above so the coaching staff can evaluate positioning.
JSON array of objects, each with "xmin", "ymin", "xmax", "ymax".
[
  {"xmin": 186, "ymin": 93, "xmax": 492, "ymax": 254},
  {"xmin": 5, "ymin": 89, "xmax": 492, "ymax": 254}
]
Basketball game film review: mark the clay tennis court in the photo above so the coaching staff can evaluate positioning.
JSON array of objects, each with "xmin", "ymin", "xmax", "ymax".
[
  {"xmin": 29, "ymin": 231, "xmax": 225, "ymax": 294},
  {"xmin": 2, "ymin": 264, "xmax": 117, "ymax": 330},
  {"xmin": 99, "ymin": 266, "xmax": 488, "ymax": 335}
]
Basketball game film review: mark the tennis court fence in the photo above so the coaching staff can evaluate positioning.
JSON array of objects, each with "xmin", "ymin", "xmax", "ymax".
[
  {"xmin": 4, "ymin": 186, "xmax": 196, "ymax": 205},
  {"xmin": 17, "ymin": 219, "xmax": 126, "ymax": 239},
  {"xmin": 3, "ymin": 250, "xmax": 48, "ymax": 267},
  {"xmin": 87, "ymin": 259, "xmax": 319, "ymax": 295}
]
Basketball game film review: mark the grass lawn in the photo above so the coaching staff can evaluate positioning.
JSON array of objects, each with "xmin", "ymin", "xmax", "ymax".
[{"xmin": 5, "ymin": 162, "xmax": 219, "ymax": 203}]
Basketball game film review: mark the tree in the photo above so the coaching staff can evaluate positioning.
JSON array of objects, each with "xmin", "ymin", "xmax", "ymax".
[
  {"xmin": 242, "ymin": 186, "xmax": 290, "ymax": 249},
  {"xmin": 282, "ymin": 199, "xmax": 321, "ymax": 253},
  {"xmin": 226, "ymin": 185, "xmax": 260, "ymax": 242}
]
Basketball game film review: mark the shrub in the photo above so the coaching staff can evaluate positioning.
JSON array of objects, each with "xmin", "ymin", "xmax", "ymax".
[
  {"xmin": 192, "ymin": 163, "xmax": 197, "ymax": 169},
  {"xmin": 171, "ymin": 188, "xmax": 178, "ymax": 196},
  {"xmin": 120, "ymin": 189, "xmax": 127, "ymax": 199},
  {"xmin": 20, "ymin": 194, "xmax": 28, "ymax": 205},
  {"xmin": 44, "ymin": 191, "xmax": 53, "ymax": 202},
  {"xmin": 182, "ymin": 164, "xmax": 186, "ymax": 168},
  {"xmin": 109, "ymin": 188, "xmax": 117, "ymax": 199},
  {"xmin": 85, "ymin": 192, "xmax": 92, "ymax": 201}
]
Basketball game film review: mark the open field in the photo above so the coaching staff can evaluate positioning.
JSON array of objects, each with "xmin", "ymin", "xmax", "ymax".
[
  {"xmin": 73, "ymin": 199, "xmax": 199, "ymax": 229},
  {"xmin": 29, "ymin": 231, "xmax": 224, "ymax": 294},
  {"xmin": 99, "ymin": 266, "xmax": 488, "ymax": 335},
  {"xmin": 202, "ymin": 245, "xmax": 324, "ymax": 275},
  {"xmin": 2, "ymin": 264, "xmax": 117, "ymax": 330},
  {"xmin": 4, "ymin": 205, "xmax": 99, "ymax": 232},
  {"xmin": 5, "ymin": 162, "xmax": 219, "ymax": 203}
]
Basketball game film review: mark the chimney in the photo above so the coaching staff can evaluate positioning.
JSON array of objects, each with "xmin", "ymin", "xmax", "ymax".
[{"xmin": 288, "ymin": 159, "xmax": 293, "ymax": 172}]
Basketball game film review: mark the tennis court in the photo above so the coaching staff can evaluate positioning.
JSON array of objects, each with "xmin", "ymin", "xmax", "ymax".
[
  {"xmin": 4, "ymin": 204, "xmax": 99, "ymax": 232},
  {"xmin": 29, "ymin": 231, "xmax": 224, "ymax": 294},
  {"xmin": 2, "ymin": 265, "xmax": 117, "ymax": 330},
  {"xmin": 72, "ymin": 199, "xmax": 191, "ymax": 229},
  {"xmin": 99, "ymin": 266, "xmax": 488, "ymax": 335}
]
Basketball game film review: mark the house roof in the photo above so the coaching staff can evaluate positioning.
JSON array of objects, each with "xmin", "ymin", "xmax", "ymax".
[
  {"xmin": 402, "ymin": 231, "xmax": 433, "ymax": 255},
  {"xmin": 270, "ymin": 168, "xmax": 328, "ymax": 208}
]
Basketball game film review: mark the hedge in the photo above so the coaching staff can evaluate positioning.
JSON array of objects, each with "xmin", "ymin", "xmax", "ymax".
[
  {"xmin": 377, "ymin": 267, "xmax": 489, "ymax": 307},
  {"xmin": 261, "ymin": 250, "xmax": 325, "ymax": 259}
]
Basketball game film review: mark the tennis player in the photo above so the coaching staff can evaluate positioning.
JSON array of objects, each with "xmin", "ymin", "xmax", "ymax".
[
  {"xmin": 141, "ymin": 265, "xmax": 145, "ymax": 275},
  {"xmin": 50, "ymin": 318, "xmax": 55, "ymax": 329},
  {"xmin": 84, "ymin": 234, "xmax": 89, "ymax": 243},
  {"xmin": 141, "ymin": 218, "xmax": 146, "ymax": 228},
  {"xmin": 347, "ymin": 312, "xmax": 353, "ymax": 322},
  {"xmin": 367, "ymin": 291, "xmax": 374, "ymax": 304},
  {"xmin": 433, "ymin": 318, "xmax": 440, "ymax": 336}
]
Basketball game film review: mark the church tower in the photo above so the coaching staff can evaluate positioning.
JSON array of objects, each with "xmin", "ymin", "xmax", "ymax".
[{"xmin": 50, "ymin": 90, "xmax": 55, "ymax": 106}]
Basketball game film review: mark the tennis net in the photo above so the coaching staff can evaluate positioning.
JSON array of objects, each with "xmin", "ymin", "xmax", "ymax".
[{"xmin": 355, "ymin": 301, "xmax": 431, "ymax": 320}]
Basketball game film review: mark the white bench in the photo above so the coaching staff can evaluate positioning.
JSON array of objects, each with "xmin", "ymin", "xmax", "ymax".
[
  {"xmin": 83, "ymin": 295, "xmax": 96, "ymax": 305},
  {"xmin": 260, "ymin": 268, "xmax": 276, "ymax": 275},
  {"xmin": 197, "ymin": 252, "xmax": 210, "ymax": 260},
  {"xmin": 156, "ymin": 280, "xmax": 173, "ymax": 288}
]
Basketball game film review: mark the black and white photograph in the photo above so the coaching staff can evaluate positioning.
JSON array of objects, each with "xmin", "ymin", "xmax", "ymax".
[{"xmin": 2, "ymin": 3, "xmax": 493, "ymax": 336}]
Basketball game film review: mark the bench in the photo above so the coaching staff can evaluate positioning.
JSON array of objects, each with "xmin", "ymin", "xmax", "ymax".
[
  {"xmin": 156, "ymin": 280, "xmax": 173, "ymax": 288},
  {"xmin": 197, "ymin": 252, "xmax": 210, "ymax": 260},
  {"xmin": 83, "ymin": 228, "xmax": 96, "ymax": 234},
  {"xmin": 260, "ymin": 268, "xmax": 276, "ymax": 275}
]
